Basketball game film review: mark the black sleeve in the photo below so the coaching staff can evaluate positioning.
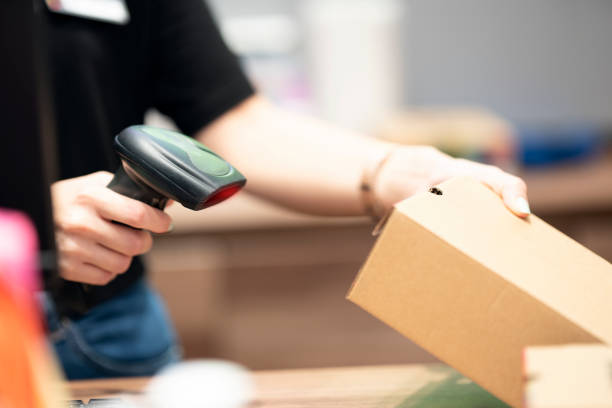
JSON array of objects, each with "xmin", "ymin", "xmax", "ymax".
[{"xmin": 150, "ymin": 0, "xmax": 254, "ymax": 136}]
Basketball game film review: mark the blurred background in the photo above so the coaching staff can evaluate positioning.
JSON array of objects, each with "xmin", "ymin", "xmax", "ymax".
[{"xmin": 145, "ymin": 0, "xmax": 612, "ymax": 370}]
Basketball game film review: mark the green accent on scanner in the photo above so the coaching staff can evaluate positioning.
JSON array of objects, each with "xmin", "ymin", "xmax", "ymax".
[{"xmin": 139, "ymin": 126, "xmax": 232, "ymax": 177}]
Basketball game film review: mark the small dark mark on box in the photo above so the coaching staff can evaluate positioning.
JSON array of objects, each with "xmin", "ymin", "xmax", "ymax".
[{"xmin": 429, "ymin": 187, "xmax": 443, "ymax": 195}]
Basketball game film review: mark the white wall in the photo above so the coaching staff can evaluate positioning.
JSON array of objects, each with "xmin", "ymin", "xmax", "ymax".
[{"xmin": 208, "ymin": 0, "xmax": 612, "ymax": 126}]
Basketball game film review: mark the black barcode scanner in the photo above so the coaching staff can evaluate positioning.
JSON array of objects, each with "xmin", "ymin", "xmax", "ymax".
[
  {"xmin": 57, "ymin": 125, "xmax": 246, "ymax": 318},
  {"xmin": 107, "ymin": 125, "xmax": 246, "ymax": 211}
]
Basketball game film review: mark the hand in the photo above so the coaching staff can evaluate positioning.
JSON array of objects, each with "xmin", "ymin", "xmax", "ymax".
[
  {"xmin": 51, "ymin": 171, "xmax": 172, "ymax": 285},
  {"xmin": 375, "ymin": 146, "xmax": 530, "ymax": 217}
]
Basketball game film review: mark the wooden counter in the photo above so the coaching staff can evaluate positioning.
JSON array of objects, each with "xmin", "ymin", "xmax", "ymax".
[{"xmin": 69, "ymin": 364, "xmax": 508, "ymax": 408}]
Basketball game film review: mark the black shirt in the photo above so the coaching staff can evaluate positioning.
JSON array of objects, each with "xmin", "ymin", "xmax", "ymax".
[{"xmin": 46, "ymin": 0, "xmax": 253, "ymax": 312}]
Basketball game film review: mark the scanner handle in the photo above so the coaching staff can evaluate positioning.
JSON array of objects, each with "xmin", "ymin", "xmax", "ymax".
[{"xmin": 107, "ymin": 163, "xmax": 168, "ymax": 210}]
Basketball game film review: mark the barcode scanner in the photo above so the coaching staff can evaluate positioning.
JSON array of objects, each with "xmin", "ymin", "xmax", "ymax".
[
  {"xmin": 107, "ymin": 125, "xmax": 246, "ymax": 211},
  {"xmin": 57, "ymin": 126, "xmax": 246, "ymax": 318}
]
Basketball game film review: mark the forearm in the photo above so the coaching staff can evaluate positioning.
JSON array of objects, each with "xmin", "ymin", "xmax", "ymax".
[
  {"xmin": 196, "ymin": 95, "xmax": 391, "ymax": 216},
  {"xmin": 197, "ymin": 94, "xmax": 530, "ymax": 219}
]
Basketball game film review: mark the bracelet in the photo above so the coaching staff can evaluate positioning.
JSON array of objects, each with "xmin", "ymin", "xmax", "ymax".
[{"xmin": 360, "ymin": 148, "xmax": 396, "ymax": 221}]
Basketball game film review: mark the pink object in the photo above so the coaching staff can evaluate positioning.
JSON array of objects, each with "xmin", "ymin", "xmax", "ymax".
[
  {"xmin": 0, "ymin": 209, "xmax": 69, "ymax": 407},
  {"xmin": 0, "ymin": 209, "xmax": 41, "ymax": 299}
]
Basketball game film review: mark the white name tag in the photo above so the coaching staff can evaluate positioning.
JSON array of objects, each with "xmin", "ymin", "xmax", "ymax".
[{"xmin": 45, "ymin": 0, "xmax": 130, "ymax": 25}]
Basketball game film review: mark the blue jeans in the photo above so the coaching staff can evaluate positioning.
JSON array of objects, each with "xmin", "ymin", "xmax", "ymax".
[{"xmin": 43, "ymin": 279, "xmax": 181, "ymax": 380}]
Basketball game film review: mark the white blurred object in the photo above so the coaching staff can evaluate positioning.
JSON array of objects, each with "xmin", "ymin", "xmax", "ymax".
[
  {"xmin": 220, "ymin": 15, "xmax": 311, "ymax": 112},
  {"xmin": 44, "ymin": 0, "xmax": 130, "ymax": 25},
  {"xmin": 144, "ymin": 360, "xmax": 255, "ymax": 408},
  {"xmin": 302, "ymin": 0, "xmax": 404, "ymax": 132},
  {"xmin": 221, "ymin": 15, "xmax": 299, "ymax": 56}
]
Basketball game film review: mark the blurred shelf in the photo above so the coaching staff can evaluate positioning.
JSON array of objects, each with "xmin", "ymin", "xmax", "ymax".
[
  {"xmin": 522, "ymin": 153, "xmax": 612, "ymax": 216},
  {"xmin": 167, "ymin": 193, "xmax": 368, "ymax": 234},
  {"xmin": 167, "ymin": 154, "xmax": 612, "ymax": 234}
]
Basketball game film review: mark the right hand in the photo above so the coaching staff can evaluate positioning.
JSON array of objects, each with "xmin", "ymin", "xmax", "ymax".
[
  {"xmin": 51, "ymin": 171, "xmax": 172, "ymax": 285},
  {"xmin": 373, "ymin": 145, "xmax": 530, "ymax": 217}
]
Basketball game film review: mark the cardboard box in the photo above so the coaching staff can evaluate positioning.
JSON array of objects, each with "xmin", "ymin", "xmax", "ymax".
[
  {"xmin": 524, "ymin": 344, "xmax": 612, "ymax": 408},
  {"xmin": 347, "ymin": 177, "xmax": 612, "ymax": 407}
]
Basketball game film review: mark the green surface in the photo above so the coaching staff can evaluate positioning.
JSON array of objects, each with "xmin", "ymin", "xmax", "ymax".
[
  {"xmin": 396, "ymin": 367, "xmax": 509, "ymax": 408},
  {"xmin": 140, "ymin": 126, "xmax": 232, "ymax": 177}
]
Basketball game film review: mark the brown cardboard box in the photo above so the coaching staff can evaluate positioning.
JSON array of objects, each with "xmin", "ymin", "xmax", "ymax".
[
  {"xmin": 347, "ymin": 177, "xmax": 612, "ymax": 407},
  {"xmin": 524, "ymin": 344, "xmax": 612, "ymax": 408}
]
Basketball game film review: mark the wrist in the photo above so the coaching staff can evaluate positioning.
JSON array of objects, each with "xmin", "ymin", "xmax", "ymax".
[{"xmin": 360, "ymin": 144, "xmax": 398, "ymax": 221}]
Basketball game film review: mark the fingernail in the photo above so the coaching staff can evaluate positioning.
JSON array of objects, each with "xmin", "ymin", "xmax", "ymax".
[{"xmin": 514, "ymin": 197, "xmax": 531, "ymax": 215}]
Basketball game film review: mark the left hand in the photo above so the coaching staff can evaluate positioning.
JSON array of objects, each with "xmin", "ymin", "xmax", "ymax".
[{"xmin": 374, "ymin": 146, "xmax": 530, "ymax": 217}]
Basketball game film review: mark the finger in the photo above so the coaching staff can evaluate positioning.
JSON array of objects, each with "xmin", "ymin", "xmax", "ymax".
[
  {"xmin": 455, "ymin": 160, "xmax": 531, "ymax": 218},
  {"xmin": 477, "ymin": 167, "xmax": 530, "ymax": 218},
  {"xmin": 106, "ymin": 202, "xmax": 172, "ymax": 233},
  {"xmin": 81, "ymin": 187, "xmax": 172, "ymax": 233},
  {"xmin": 501, "ymin": 179, "xmax": 530, "ymax": 218},
  {"xmin": 89, "ymin": 171, "xmax": 114, "ymax": 185},
  {"xmin": 79, "ymin": 264, "xmax": 117, "ymax": 286},
  {"xmin": 59, "ymin": 258, "xmax": 115, "ymax": 286},
  {"xmin": 93, "ymin": 221, "xmax": 153, "ymax": 256},
  {"xmin": 66, "ymin": 235, "xmax": 133, "ymax": 274},
  {"xmin": 60, "ymin": 210, "xmax": 153, "ymax": 256},
  {"xmin": 99, "ymin": 189, "xmax": 172, "ymax": 232}
]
